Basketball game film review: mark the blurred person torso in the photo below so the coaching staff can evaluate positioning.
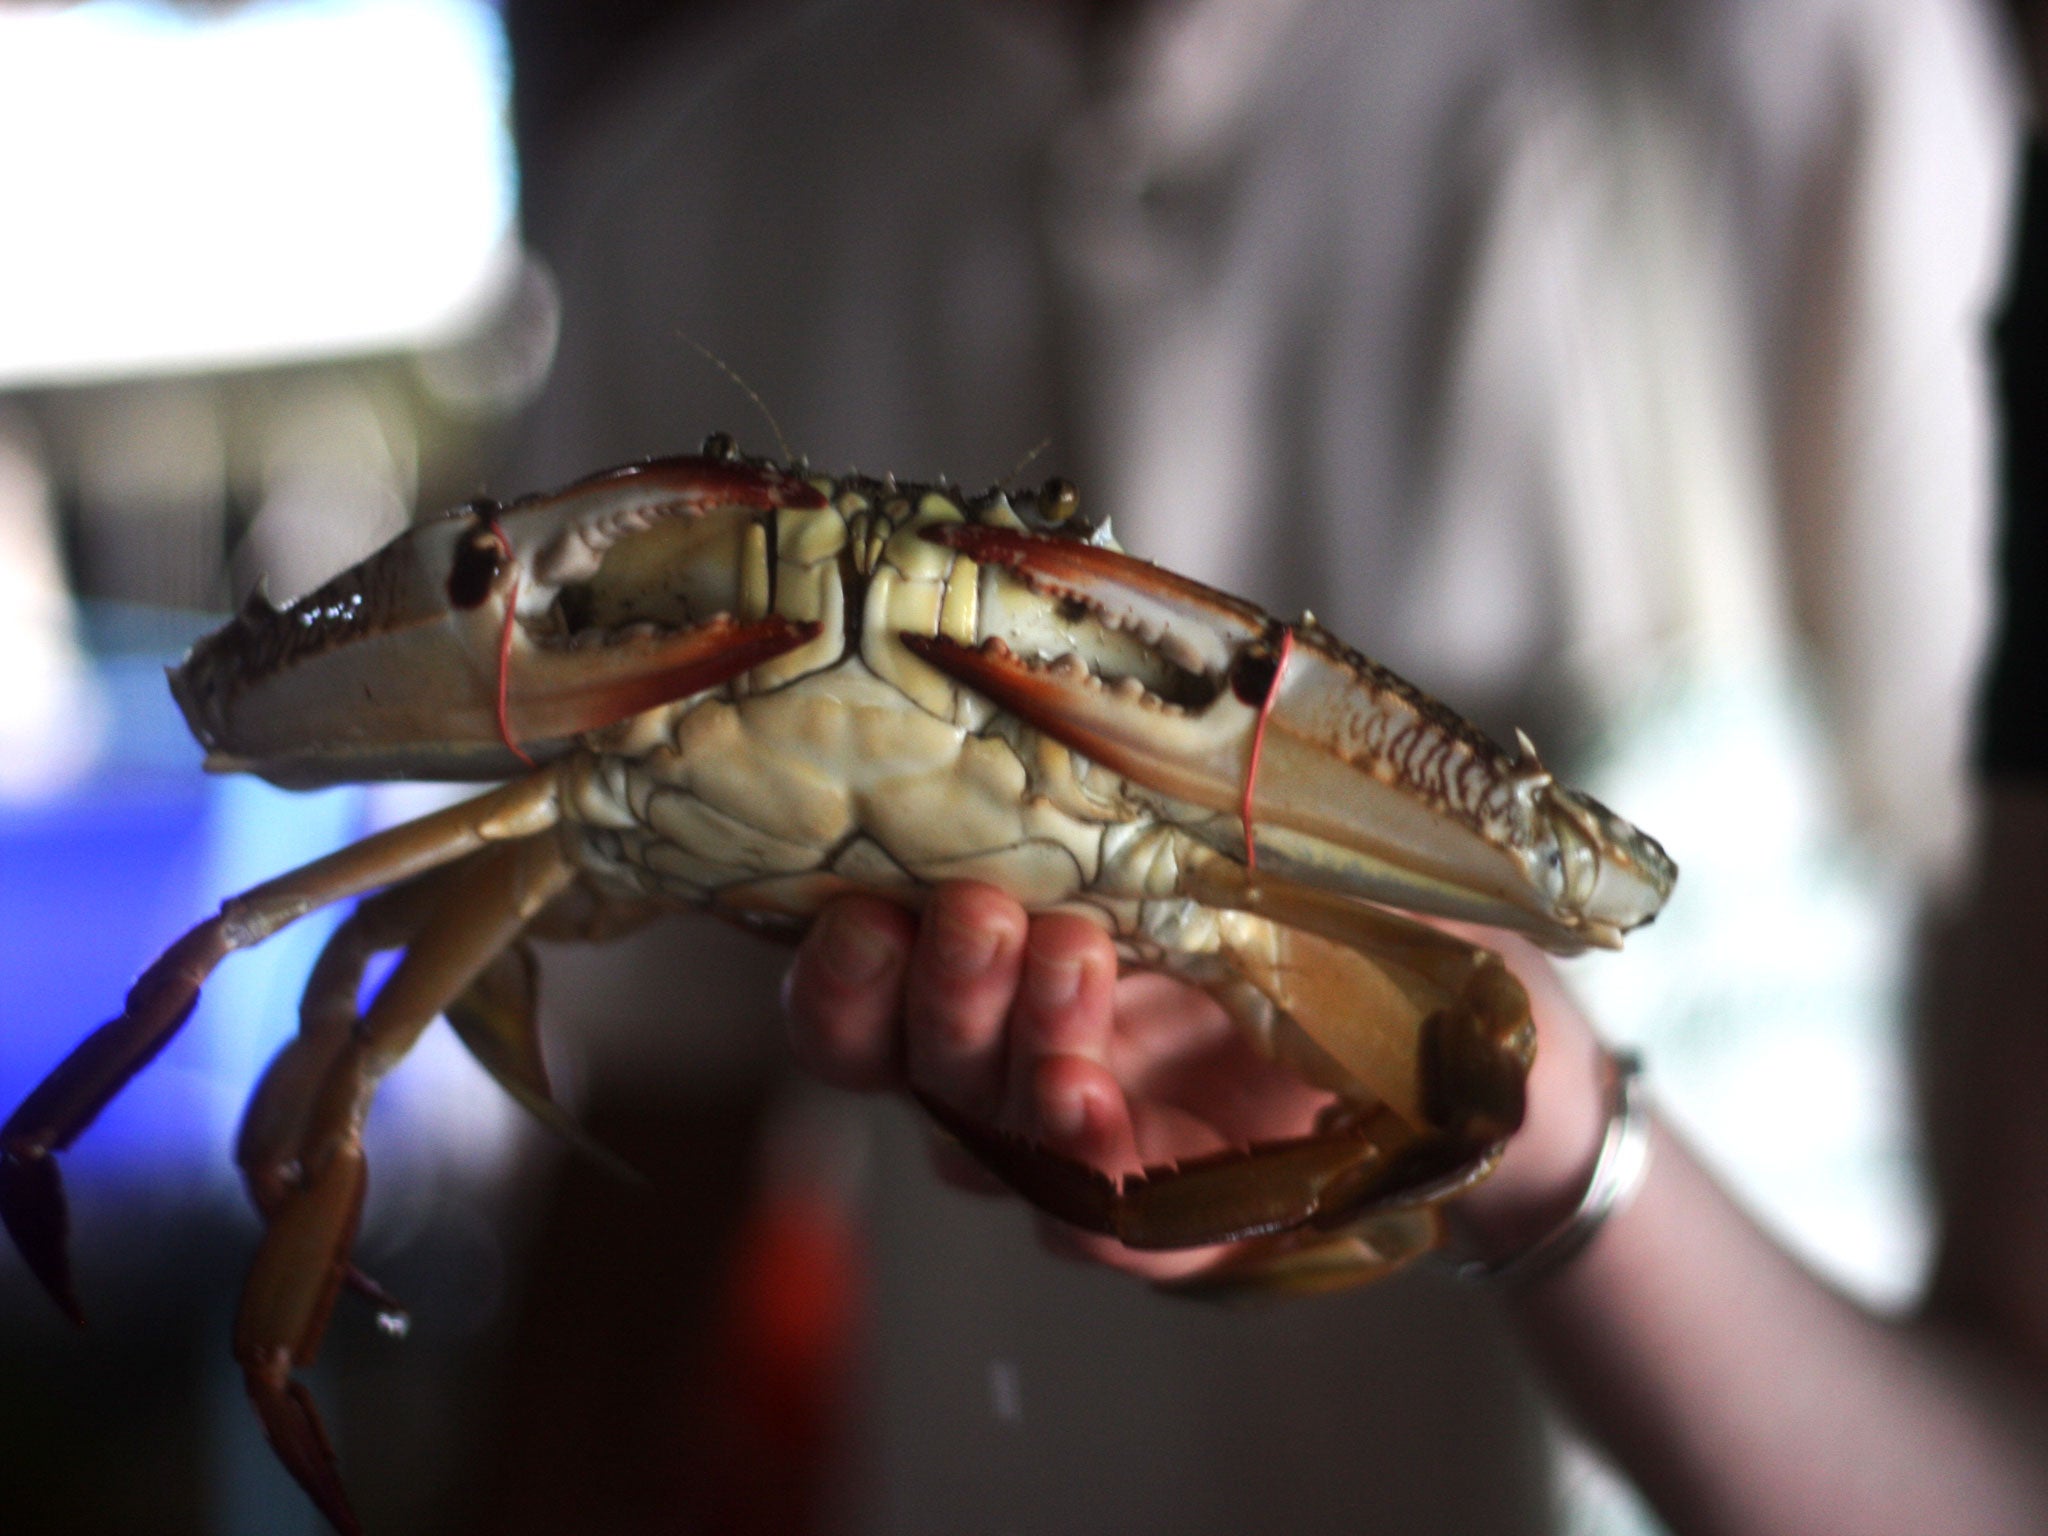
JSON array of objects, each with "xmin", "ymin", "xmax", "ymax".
[{"xmin": 502, "ymin": 1, "xmax": 2013, "ymax": 1531}]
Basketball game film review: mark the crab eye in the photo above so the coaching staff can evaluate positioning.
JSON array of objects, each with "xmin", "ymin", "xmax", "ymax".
[
  {"xmin": 447, "ymin": 528, "xmax": 505, "ymax": 609},
  {"xmin": 1038, "ymin": 477, "xmax": 1080, "ymax": 524}
]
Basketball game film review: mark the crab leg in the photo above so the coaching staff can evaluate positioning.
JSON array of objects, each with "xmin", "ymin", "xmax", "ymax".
[
  {"xmin": 237, "ymin": 860, "xmax": 633, "ymax": 1224},
  {"xmin": 1187, "ymin": 858, "xmax": 1535, "ymax": 1146},
  {"xmin": 0, "ymin": 769, "xmax": 563, "ymax": 1324},
  {"xmin": 238, "ymin": 868, "xmax": 460, "ymax": 1221},
  {"xmin": 439, "ymin": 937, "xmax": 643, "ymax": 1182},
  {"xmin": 917, "ymin": 1089, "xmax": 1445, "ymax": 1250},
  {"xmin": 236, "ymin": 869, "xmax": 474, "ymax": 1321},
  {"xmin": 236, "ymin": 831, "xmax": 576, "ymax": 1536},
  {"xmin": 925, "ymin": 1050, "xmax": 1455, "ymax": 1297},
  {"xmin": 1166, "ymin": 1209, "xmax": 1447, "ymax": 1299}
]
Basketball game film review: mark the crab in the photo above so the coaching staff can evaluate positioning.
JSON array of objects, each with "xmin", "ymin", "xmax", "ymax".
[{"xmin": 0, "ymin": 436, "xmax": 1673, "ymax": 1534}]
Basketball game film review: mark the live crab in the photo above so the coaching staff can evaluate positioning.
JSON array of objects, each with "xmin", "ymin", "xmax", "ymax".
[{"xmin": 1, "ymin": 436, "xmax": 1673, "ymax": 1534}]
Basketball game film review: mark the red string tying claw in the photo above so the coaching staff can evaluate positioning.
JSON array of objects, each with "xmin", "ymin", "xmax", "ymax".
[
  {"xmin": 1240, "ymin": 625, "xmax": 1294, "ymax": 872},
  {"xmin": 484, "ymin": 517, "xmax": 536, "ymax": 768}
]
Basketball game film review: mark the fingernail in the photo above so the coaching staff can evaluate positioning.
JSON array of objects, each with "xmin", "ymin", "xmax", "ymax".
[
  {"xmin": 817, "ymin": 906, "xmax": 899, "ymax": 986},
  {"xmin": 929, "ymin": 903, "xmax": 1001, "ymax": 979},
  {"xmin": 1043, "ymin": 1081, "xmax": 1089, "ymax": 1141},
  {"xmin": 1026, "ymin": 948, "xmax": 1084, "ymax": 1010}
]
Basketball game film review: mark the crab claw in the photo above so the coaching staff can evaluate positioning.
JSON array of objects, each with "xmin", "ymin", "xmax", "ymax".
[
  {"xmin": 173, "ymin": 453, "xmax": 827, "ymax": 787},
  {"xmin": 913, "ymin": 524, "xmax": 1674, "ymax": 952}
]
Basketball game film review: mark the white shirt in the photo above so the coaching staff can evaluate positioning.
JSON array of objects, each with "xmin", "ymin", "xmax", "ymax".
[{"xmin": 510, "ymin": 2, "xmax": 2015, "ymax": 1528}]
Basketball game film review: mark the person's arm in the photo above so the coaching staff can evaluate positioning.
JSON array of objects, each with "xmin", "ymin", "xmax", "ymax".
[{"xmin": 783, "ymin": 875, "xmax": 2048, "ymax": 1535}]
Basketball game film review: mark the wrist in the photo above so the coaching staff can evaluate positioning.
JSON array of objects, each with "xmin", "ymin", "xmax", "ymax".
[
  {"xmin": 1452, "ymin": 1050, "xmax": 1650, "ymax": 1285},
  {"xmin": 1450, "ymin": 1021, "xmax": 1614, "ymax": 1263}
]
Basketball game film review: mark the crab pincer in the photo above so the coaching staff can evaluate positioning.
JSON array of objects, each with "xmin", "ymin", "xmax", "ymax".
[{"xmin": 911, "ymin": 521, "xmax": 1673, "ymax": 953}]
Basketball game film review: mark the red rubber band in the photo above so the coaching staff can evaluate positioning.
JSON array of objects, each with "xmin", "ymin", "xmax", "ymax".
[
  {"xmin": 1240, "ymin": 625, "xmax": 1294, "ymax": 872},
  {"xmin": 485, "ymin": 518, "xmax": 536, "ymax": 768}
]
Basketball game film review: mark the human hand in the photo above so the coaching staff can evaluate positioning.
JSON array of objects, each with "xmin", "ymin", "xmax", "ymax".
[{"xmin": 783, "ymin": 883, "xmax": 1614, "ymax": 1281}]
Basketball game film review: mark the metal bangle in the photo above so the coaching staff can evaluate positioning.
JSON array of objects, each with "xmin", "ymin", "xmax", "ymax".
[{"xmin": 1455, "ymin": 1050, "xmax": 1651, "ymax": 1288}]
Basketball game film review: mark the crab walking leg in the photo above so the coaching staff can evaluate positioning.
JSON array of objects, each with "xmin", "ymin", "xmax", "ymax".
[
  {"xmin": 244, "ymin": 865, "xmax": 644, "ymax": 1215},
  {"xmin": 1186, "ymin": 856, "xmax": 1535, "ymax": 1147},
  {"xmin": 1164, "ymin": 1209, "xmax": 1447, "ymax": 1299},
  {"xmin": 237, "ymin": 865, "xmax": 505, "ymax": 1321},
  {"xmin": 919, "ymin": 1080, "xmax": 1434, "ymax": 1253},
  {"xmin": 0, "ymin": 769, "xmax": 564, "ymax": 1324},
  {"xmin": 440, "ymin": 936, "xmax": 643, "ymax": 1182},
  {"xmin": 238, "ymin": 868, "xmax": 465, "ymax": 1222},
  {"xmin": 235, "ymin": 831, "xmax": 576, "ymax": 1536}
]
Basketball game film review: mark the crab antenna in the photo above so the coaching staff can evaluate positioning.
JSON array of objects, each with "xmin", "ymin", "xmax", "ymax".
[
  {"xmin": 679, "ymin": 334, "xmax": 791, "ymax": 464},
  {"xmin": 1001, "ymin": 435, "xmax": 1054, "ymax": 490}
]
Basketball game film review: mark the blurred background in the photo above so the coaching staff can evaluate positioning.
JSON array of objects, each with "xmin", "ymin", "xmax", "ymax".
[
  {"xmin": 0, "ymin": 4, "xmax": 558, "ymax": 1532},
  {"xmin": 0, "ymin": 1, "xmax": 2029, "ymax": 1533}
]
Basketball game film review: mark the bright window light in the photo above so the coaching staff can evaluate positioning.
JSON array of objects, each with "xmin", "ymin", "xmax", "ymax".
[{"xmin": 0, "ymin": 0, "xmax": 517, "ymax": 386}]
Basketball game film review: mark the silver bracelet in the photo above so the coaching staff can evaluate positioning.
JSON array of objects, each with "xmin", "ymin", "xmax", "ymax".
[{"xmin": 1455, "ymin": 1050, "xmax": 1652, "ymax": 1288}]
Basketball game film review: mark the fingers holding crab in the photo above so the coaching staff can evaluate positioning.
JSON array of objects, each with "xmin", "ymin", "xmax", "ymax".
[
  {"xmin": 782, "ymin": 895, "xmax": 918, "ymax": 1092},
  {"xmin": 782, "ymin": 885, "xmax": 1164, "ymax": 1271},
  {"xmin": 905, "ymin": 884, "xmax": 1032, "ymax": 1118},
  {"xmin": 784, "ymin": 885, "xmax": 1332, "ymax": 1284}
]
